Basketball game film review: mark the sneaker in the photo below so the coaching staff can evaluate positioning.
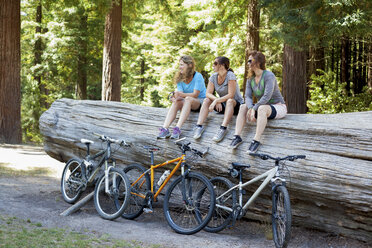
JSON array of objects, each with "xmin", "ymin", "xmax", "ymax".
[
  {"xmin": 193, "ymin": 125, "xmax": 205, "ymax": 140},
  {"xmin": 248, "ymin": 140, "xmax": 261, "ymax": 153},
  {"xmin": 170, "ymin": 127, "xmax": 181, "ymax": 139},
  {"xmin": 157, "ymin": 128, "xmax": 170, "ymax": 139},
  {"xmin": 229, "ymin": 135, "xmax": 243, "ymax": 149},
  {"xmin": 212, "ymin": 127, "xmax": 227, "ymax": 142}
]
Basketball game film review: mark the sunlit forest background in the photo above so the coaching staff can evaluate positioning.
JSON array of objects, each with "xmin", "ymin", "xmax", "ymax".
[{"xmin": 19, "ymin": 0, "xmax": 372, "ymax": 143}]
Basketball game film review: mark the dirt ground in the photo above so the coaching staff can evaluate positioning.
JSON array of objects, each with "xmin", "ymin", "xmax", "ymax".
[{"xmin": 0, "ymin": 144, "xmax": 369, "ymax": 248}]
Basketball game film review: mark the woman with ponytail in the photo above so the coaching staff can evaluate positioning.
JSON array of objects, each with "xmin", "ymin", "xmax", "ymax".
[{"xmin": 193, "ymin": 56, "xmax": 244, "ymax": 142}]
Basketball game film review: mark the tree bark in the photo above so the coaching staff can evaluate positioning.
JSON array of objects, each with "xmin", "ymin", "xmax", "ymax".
[
  {"xmin": 368, "ymin": 37, "xmax": 372, "ymax": 91},
  {"xmin": 77, "ymin": 13, "xmax": 88, "ymax": 100},
  {"xmin": 282, "ymin": 44, "xmax": 307, "ymax": 113},
  {"xmin": 341, "ymin": 36, "xmax": 351, "ymax": 93},
  {"xmin": 0, "ymin": 0, "xmax": 21, "ymax": 144},
  {"xmin": 39, "ymin": 98, "xmax": 372, "ymax": 242},
  {"xmin": 243, "ymin": 0, "xmax": 260, "ymax": 97},
  {"xmin": 101, "ymin": 0, "xmax": 122, "ymax": 102}
]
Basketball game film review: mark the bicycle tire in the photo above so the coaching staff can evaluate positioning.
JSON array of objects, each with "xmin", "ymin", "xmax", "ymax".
[
  {"xmin": 204, "ymin": 176, "xmax": 236, "ymax": 233},
  {"xmin": 61, "ymin": 158, "xmax": 84, "ymax": 204},
  {"xmin": 94, "ymin": 168, "xmax": 130, "ymax": 220},
  {"xmin": 163, "ymin": 172, "xmax": 216, "ymax": 235},
  {"xmin": 272, "ymin": 185, "xmax": 292, "ymax": 248},
  {"xmin": 121, "ymin": 163, "xmax": 151, "ymax": 220}
]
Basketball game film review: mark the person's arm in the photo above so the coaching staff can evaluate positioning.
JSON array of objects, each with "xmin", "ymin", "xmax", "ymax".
[
  {"xmin": 245, "ymin": 79, "xmax": 254, "ymax": 109},
  {"xmin": 252, "ymin": 74, "xmax": 275, "ymax": 111},
  {"xmin": 175, "ymin": 90, "xmax": 200, "ymax": 98},
  {"xmin": 205, "ymin": 81, "xmax": 216, "ymax": 100}
]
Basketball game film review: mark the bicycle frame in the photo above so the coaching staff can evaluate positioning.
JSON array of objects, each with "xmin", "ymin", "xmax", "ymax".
[
  {"xmin": 216, "ymin": 166, "xmax": 278, "ymax": 212},
  {"xmin": 130, "ymin": 154, "xmax": 186, "ymax": 201}
]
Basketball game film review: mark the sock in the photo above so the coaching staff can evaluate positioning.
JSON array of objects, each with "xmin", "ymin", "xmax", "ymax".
[
  {"xmin": 197, "ymin": 124, "xmax": 202, "ymax": 128},
  {"xmin": 220, "ymin": 126, "xmax": 227, "ymax": 130}
]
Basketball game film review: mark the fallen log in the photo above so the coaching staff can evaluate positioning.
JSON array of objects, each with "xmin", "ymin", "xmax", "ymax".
[{"xmin": 40, "ymin": 98, "xmax": 372, "ymax": 242}]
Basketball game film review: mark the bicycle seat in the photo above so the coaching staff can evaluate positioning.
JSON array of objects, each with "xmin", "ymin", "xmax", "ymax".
[
  {"xmin": 81, "ymin": 139, "xmax": 94, "ymax": 145},
  {"xmin": 144, "ymin": 146, "xmax": 160, "ymax": 152},
  {"xmin": 231, "ymin": 162, "xmax": 251, "ymax": 169}
]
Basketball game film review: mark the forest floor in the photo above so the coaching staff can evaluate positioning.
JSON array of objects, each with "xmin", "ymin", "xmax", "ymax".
[{"xmin": 0, "ymin": 144, "xmax": 369, "ymax": 248}]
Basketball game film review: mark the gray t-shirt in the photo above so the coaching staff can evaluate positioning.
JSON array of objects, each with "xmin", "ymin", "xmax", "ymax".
[
  {"xmin": 209, "ymin": 71, "xmax": 244, "ymax": 104},
  {"xmin": 245, "ymin": 70, "xmax": 285, "ymax": 111}
]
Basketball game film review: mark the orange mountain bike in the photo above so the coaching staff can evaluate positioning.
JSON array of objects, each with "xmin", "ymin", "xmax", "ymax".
[{"xmin": 122, "ymin": 138, "xmax": 215, "ymax": 235}]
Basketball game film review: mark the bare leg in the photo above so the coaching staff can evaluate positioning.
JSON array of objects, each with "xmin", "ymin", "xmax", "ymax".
[
  {"xmin": 221, "ymin": 99, "xmax": 236, "ymax": 127},
  {"xmin": 176, "ymin": 97, "xmax": 201, "ymax": 128},
  {"xmin": 197, "ymin": 98, "xmax": 212, "ymax": 125},
  {"xmin": 163, "ymin": 100, "xmax": 183, "ymax": 128},
  {"xmin": 253, "ymin": 105, "xmax": 272, "ymax": 141},
  {"xmin": 234, "ymin": 104, "xmax": 248, "ymax": 135}
]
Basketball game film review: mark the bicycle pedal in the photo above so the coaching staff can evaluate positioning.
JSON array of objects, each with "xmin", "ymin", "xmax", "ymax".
[{"xmin": 143, "ymin": 208, "xmax": 153, "ymax": 214}]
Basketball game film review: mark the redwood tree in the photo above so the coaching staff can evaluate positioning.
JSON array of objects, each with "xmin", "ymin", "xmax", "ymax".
[
  {"xmin": 243, "ymin": 0, "xmax": 260, "ymax": 96},
  {"xmin": 102, "ymin": 0, "xmax": 122, "ymax": 102},
  {"xmin": 282, "ymin": 44, "xmax": 307, "ymax": 113},
  {"xmin": 0, "ymin": 0, "xmax": 22, "ymax": 143}
]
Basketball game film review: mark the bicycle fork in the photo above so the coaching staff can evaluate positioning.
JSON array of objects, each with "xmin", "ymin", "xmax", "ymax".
[{"xmin": 104, "ymin": 160, "xmax": 115, "ymax": 194}]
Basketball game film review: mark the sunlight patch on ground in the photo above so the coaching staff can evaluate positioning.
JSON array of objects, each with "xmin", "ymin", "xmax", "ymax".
[{"xmin": 0, "ymin": 145, "xmax": 64, "ymax": 178}]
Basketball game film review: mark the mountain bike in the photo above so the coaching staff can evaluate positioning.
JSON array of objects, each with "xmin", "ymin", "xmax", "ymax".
[
  {"xmin": 205, "ymin": 153, "xmax": 306, "ymax": 248},
  {"xmin": 61, "ymin": 133, "xmax": 131, "ymax": 220},
  {"xmin": 122, "ymin": 138, "xmax": 216, "ymax": 235}
]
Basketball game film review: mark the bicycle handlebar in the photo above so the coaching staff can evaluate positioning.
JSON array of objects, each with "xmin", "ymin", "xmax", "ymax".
[
  {"xmin": 93, "ymin": 133, "xmax": 130, "ymax": 147},
  {"xmin": 174, "ymin": 138, "xmax": 208, "ymax": 158},
  {"xmin": 249, "ymin": 153, "xmax": 306, "ymax": 161}
]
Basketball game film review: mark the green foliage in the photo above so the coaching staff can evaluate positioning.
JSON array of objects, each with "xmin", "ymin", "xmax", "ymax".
[{"xmin": 307, "ymin": 70, "xmax": 372, "ymax": 114}]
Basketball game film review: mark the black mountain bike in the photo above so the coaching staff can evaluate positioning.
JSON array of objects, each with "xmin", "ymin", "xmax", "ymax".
[{"xmin": 61, "ymin": 134, "xmax": 130, "ymax": 220}]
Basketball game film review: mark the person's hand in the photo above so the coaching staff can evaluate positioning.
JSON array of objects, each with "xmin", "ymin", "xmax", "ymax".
[
  {"xmin": 173, "ymin": 92, "xmax": 184, "ymax": 101},
  {"xmin": 209, "ymin": 100, "xmax": 217, "ymax": 112},
  {"xmin": 215, "ymin": 103, "xmax": 223, "ymax": 112},
  {"xmin": 247, "ymin": 108, "xmax": 256, "ymax": 122}
]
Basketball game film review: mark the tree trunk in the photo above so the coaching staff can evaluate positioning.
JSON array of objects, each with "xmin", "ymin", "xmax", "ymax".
[
  {"xmin": 0, "ymin": 0, "xmax": 21, "ymax": 144},
  {"xmin": 243, "ymin": 0, "xmax": 260, "ymax": 97},
  {"xmin": 308, "ymin": 46, "xmax": 325, "ymax": 77},
  {"xmin": 40, "ymin": 99, "xmax": 372, "ymax": 243},
  {"xmin": 341, "ymin": 36, "xmax": 351, "ymax": 93},
  {"xmin": 368, "ymin": 37, "xmax": 372, "ymax": 91},
  {"xmin": 282, "ymin": 44, "xmax": 307, "ymax": 113},
  {"xmin": 354, "ymin": 39, "xmax": 364, "ymax": 94},
  {"xmin": 140, "ymin": 58, "xmax": 145, "ymax": 101},
  {"xmin": 77, "ymin": 13, "xmax": 88, "ymax": 100},
  {"xmin": 101, "ymin": 0, "xmax": 122, "ymax": 102}
]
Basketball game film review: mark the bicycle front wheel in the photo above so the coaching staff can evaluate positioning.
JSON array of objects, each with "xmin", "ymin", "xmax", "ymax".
[
  {"xmin": 204, "ymin": 176, "xmax": 236, "ymax": 233},
  {"xmin": 272, "ymin": 185, "xmax": 292, "ymax": 248},
  {"xmin": 163, "ymin": 172, "xmax": 215, "ymax": 235},
  {"xmin": 61, "ymin": 158, "xmax": 84, "ymax": 204},
  {"xmin": 122, "ymin": 163, "xmax": 151, "ymax": 220},
  {"xmin": 94, "ymin": 168, "xmax": 130, "ymax": 220}
]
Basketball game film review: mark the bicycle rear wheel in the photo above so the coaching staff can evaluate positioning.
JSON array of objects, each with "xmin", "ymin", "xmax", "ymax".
[
  {"xmin": 61, "ymin": 158, "xmax": 84, "ymax": 204},
  {"xmin": 163, "ymin": 172, "xmax": 215, "ymax": 235},
  {"xmin": 121, "ymin": 163, "xmax": 151, "ymax": 220},
  {"xmin": 204, "ymin": 176, "xmax": 236, "ymax": 233},
  {"xmin": 94, "ymin": 168, "xmax": 130, "ymax": 220},
  {"xmin": 272, "ymin": 185, "xmax": 292, "ymax": 248}
]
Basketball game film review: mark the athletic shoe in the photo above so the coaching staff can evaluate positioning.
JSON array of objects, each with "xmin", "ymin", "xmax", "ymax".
[
  {"xmin": 229, "ymin": 135, "xmax": 243, "ymax": 149},
  {"xmin": 193, "ymin": 125, "xmax": 205, "ymax": 140},
  {"xmin": 248, "ymin": 140, "xmax": 260, "ymax": 153},
  {"xmin": 170, "ymin": 127, "xmax": 181, "ymax": 139},
  {"xmin": 212, "ymin": 127, "xmax": 227, "ymax": 142},
  {"xmin": 157, "ymin": 128, "xmax": 170, "ymax": 139}
]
